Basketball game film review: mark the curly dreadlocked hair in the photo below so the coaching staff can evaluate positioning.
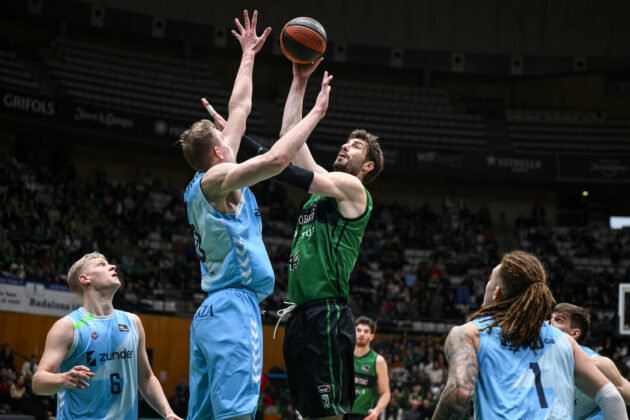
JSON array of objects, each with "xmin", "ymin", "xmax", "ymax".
[{"xmin": 468, "ymin": 250, "xmax": 556, "ymax": 351}]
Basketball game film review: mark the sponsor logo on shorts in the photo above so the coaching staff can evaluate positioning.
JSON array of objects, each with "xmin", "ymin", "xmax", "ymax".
[
  {"xmin": 118, "ymin": 323, "xmax": 129, "ymax": 332},
  {"xmin": 318, "ymin": 384, "xmax": 331, "ymax": 394},
  {"xmin": 289, "ymin": 253, "xmax": 300, "ymax": 271},
  {"xmin": 321, "ymin": 394, "xmax": 330, "ymax": 409}
]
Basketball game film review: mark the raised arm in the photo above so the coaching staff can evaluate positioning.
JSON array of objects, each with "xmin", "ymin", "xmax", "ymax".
[
  {"xmin": 432, "ymin": 323, "xmax": 478, "ymax": 420},
  {"xmin": 571, "ymin": 335, "xmax": 627, "ymax": 420},
  {"xmin": 308, "ymin": 171, "xmax": 366, "ymax": 218},
  {"xmin": 280, "ymin": 61, "xmax": 328, "ymax": 173},
  {"xmin": 32, "ymin": 318, "xmax": 95, "ymax": 395},
  {"xmin": 594, "ymin": 356, "xmax": 630, "ymax": 404},
  {"xmin": 134, "ymin": 315, "xmax": 182, "ymax": 420},
  {"xmin": 202, "ymin": 72, "xmax": 333, "ymax": 197},
  {"xmin": 222, "ymin": 10, "xmax": 271, "ymax": 156}
]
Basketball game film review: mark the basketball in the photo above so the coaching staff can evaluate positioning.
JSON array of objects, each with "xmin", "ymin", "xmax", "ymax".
[{"xmin": 280, "ymin": 17, "xmax": 327, "ymax": 64}]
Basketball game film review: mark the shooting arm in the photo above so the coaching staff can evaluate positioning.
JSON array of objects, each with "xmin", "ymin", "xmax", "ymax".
[
  {"xmin": 280, "ymin": 62, "xmax": 327, "ymax": 173},
  {"xmin": 308, "ymin": 171, "xmax": 366, "ymax": 218},
  {"xmin": 432, "ymin": 323, "xmax": 478, "ymax": 420},
  {"xmin": 135, "ymin": 315, "xmax": 180, "ymax": 419}
]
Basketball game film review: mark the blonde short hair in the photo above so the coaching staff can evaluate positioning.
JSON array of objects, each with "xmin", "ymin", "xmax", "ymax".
[
  {"xmin": 176, "ymin": 119, "xmax": 220, "ymax": 172},
  {"xmin": 67, "ymin": 252, "xmax": 106, "ymax": 296}
]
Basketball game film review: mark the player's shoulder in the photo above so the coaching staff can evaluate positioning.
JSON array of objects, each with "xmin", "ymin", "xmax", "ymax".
[
  {"xmin": 375, "ymin": 352, "xmax": 387, "ymax": 365},
  {"xmin": 116, "ymin": 309, "xmax": 141, "ymax": 325},
  {"xmin": 185, "ymin": 172, "xmax": 204, "ymax": 198},
  {"xmin": 445, "ymin": 322, "xmax": 479, "ymax": 352},
  {"xmin": 48, "ymin": 316, "xmax": 75, "ymax": 342}
]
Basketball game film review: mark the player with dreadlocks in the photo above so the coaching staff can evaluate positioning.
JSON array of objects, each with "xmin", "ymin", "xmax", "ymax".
[{"xmin": 432, "ymin": 250, "xmax": 626, "ymax": 420}]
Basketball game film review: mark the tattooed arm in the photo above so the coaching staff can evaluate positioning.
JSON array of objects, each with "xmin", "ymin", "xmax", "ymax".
[{"xmin": 432, "ymin": 323, "xmax": 479, "ymax": 420}]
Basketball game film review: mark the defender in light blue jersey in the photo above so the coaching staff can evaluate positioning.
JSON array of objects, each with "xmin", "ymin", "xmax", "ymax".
[
  {"xmin": 433, "ymin": 251, "xmax": 626, "ymax": 420},
  {"xmin": 551, "ymin": 303, "xmax": 630, "ymax": 420},
  {"xmin": 177, "ymin": 9, "xmax": 333, "ymax": 420},
  {"xmin": 33, "ymin": 253, "xmax": 181, "ymax": 420}
]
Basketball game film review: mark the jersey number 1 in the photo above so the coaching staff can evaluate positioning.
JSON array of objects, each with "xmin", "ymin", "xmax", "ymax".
[{"xmin": 529, "ymin": 362, "xmax": 548, "ymax": 408}]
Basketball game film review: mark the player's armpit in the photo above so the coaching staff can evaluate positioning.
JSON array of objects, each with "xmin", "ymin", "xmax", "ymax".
[
  {"xmin": 309, "ymin": 171, "xmax": 365, "ymax": 207},
  {"xmin": 433, "ymin": 323, "xmax": 478, "ymax": 420},
  {"xmin": 594, "ymin": 356, "xmax": 630, "ymax": 404}
]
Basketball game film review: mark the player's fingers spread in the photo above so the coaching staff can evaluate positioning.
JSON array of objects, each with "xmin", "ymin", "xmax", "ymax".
[
  {"xmin": 231, "ymin": 30, "xmax": 241, "ymax": 41},
  {"xmin": 243, "ymin": 10, "xmax": 250, "ymax": 29},
  {"xmin": 234, "ymin": 18, "xmax": 245, "ymax": 34},
  {"xmin": 251, "ymin": 10, "xmax": 258, "ymax": 31},
  {"xmin": 262, "ymin": 27, "xmax": 272, "ymax": 40},
  {"xmin": 78, "ymin": 379, "xmax": 90, "ymax": 387}
]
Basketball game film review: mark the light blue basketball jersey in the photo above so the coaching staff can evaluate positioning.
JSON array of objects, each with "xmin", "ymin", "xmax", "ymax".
[
  {"xmin": 184, "ymin": 172, "xmax": 274, "ymax": 301},
  {"xmin": 574, "ymin": 346, "xmax": 602, "ymax": 420},
  {"xmin": 472, "ymin": 318, "xmax": 574, "ymax": 420},
  {"xmin": 57, "ymin": 308, "xmax": 139, "ymax": 420}
]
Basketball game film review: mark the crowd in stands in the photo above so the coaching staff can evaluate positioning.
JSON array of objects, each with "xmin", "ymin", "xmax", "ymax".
[
  {"xmin": 1, "ymin": 151, "xmax": 627, "ymax": 325},
  {"xmin": 0, "ymin": 344, "xmax": 50, "ymax": 419}
]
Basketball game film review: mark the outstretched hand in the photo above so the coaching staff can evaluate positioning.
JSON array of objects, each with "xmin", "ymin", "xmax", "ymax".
[
  {"xmin": 293, "ymin": 57, "xmax": 324, "ymax": 80},
  {"xmin": 232, "ymin": 10, "xmax": 271, "ymax": 55},
  {"xmin": 313, "ymin": 71, "xmax": 333, "ymax": 117}
]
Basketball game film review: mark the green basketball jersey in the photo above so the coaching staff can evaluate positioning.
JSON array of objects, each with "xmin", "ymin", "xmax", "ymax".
[
  {"xmin": 352, "ymin": 349, "xmax": 379, "ymax": 415},
  {"xmin": 288, "ymin": 189, "xmax": 372, "ymax": 305}
]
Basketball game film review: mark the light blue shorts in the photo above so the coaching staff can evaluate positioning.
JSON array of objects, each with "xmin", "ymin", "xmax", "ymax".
[{"xmin": 188, "ymin": 288, "xmax": 263, "ymax": 420}]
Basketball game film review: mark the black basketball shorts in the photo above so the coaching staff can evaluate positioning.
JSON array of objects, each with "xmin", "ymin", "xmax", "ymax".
[{"xmin": 283, "ymin": 298, "xmax": 356, "ymax": 419}]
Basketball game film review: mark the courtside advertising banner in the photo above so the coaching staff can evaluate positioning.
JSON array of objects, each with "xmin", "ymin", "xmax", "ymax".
[{"xmin": 0, "ymin": 276, "xmax": 82, "ymax": 317}]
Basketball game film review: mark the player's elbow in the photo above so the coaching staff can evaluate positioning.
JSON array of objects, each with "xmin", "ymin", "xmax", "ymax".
[
  {"xmin": 265, "ymin": 151, "xmax": 291, "ymax": 174},
  {"xmin": 31, "ymin": 374, "xmax": 46, "ymax": 395},
  {"xmin": 455, "ymin": 388, "xmax": 474, "ymax": 403},
  {"xmin": 228, "ymin": 100, "xmax": 252, "ymax": 116},
  {"xmin": 446, "ymin": 381, "xmax": 474, "ymax": 405}
]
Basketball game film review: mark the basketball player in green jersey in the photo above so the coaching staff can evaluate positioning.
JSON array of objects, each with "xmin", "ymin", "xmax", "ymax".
[
  {"xmin": 277, "ymin": 59, "xmax": 384, "ymax": 420},
  {"xmin": 350, "ymin": 316, "xmax": 390, "ymax": 420}
]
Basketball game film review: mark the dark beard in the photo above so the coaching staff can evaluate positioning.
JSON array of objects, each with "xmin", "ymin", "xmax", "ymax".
[{"xmin": 333, "ymin": 158, "xmax": 361, "ymax": 175}]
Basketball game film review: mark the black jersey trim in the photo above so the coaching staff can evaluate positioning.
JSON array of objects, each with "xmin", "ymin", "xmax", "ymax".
[
  {"xmin": 332, "ymin": 187, "xmax": 371, "ymax": 222},
  {"xmin": 333, "ymin": 221, "xmax": 349, "ymax": 295}
]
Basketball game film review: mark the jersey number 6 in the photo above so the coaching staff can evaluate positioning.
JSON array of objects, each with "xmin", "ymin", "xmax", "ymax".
[{"xmin": 110, "ymin": 373, "xmax": 121, "ymax": 395}]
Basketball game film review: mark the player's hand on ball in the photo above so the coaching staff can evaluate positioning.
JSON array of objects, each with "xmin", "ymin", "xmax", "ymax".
[
  {"xmin": 313, "ymin": 71, "xmax": 333, "ymax": 117},
  {"xmin": 232, "ymin": 10, "xmax": 271, "ymax": 55},
  {"xmin": 293, "ymin": 57, "xmax": 324, "ymax": 80},
  {"xmin": 62, "ymin": 365, "xmax": 94, "ymax": 390}
]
